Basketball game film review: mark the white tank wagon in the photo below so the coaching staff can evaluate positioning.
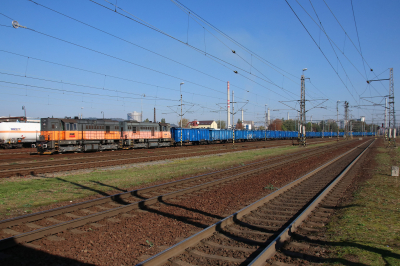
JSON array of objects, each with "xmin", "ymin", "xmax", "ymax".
[{"xmin": 0, "ymin": 122, "xmax": 40, "ymax": 148}]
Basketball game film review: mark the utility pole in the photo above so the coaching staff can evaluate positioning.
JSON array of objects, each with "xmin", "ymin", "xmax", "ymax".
[
  {"xmin": 265, "ymin": 104, "xmax": 268, "ymax": 141},
  {"xmin": 366, "ymin": 69, "xmax": 395, "ymax": 143},
  {"xmin": 228, "ymin": 91, "xmax": 248, "ymax": 147},
  {"xmin": 344, "ymin": 101, "xmax": 349, "ymax": 139},
  {"xmin": 336, "ymin": 100, "xmax": 340, "ymax": 141},
  {"xmin": 227, "ymin": 81, "xmax": 230, "ymax": 130},
  {"xmin": 232, "ymin": 91, "xmax": 235, "ymax": 145},
  {"xmin": 299, "ymin": 69, "xmax": 307, "ymax": 146},
  {"xmin": 388, "ymin": 68, "xmax": 396, "ymax": 146},
  {"xmin": 22, "ymin": 106, "xmax": 26, "ymax": 122},
  {"xmin": 389, "ymin": 68, "xmax": 396, "ymax": 129},
  {"xmin": 180, "ymin": 82, "xmax": 184, "ymax": 147},
  {"xmin": 385, "ymin": 97, "xmax": 388, "ymax": 130}
]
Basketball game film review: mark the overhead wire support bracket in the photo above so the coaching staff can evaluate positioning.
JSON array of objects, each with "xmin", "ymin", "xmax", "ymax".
[{"xmin": 12, "ymin": 21, "xmax": 27, "ymax": 29}]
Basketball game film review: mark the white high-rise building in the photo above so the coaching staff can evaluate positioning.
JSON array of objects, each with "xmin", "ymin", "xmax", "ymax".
[{"xmin": 127, "ymin": 111, "xmax": 142, "ymax": 122}]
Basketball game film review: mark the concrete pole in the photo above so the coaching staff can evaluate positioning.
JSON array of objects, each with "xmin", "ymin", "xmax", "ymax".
[
  {"xmin": 227, "ymin": 81, "xmax": 230, "ymax": 129},
  {"xmin": 180, "ymin": 82, "xmax": 184, "ymax": 147},
  {"xmin": 265, "ymin": 104, "xmax": 267, "ymax": 141},
  {"xmin": 337, "ymin": 100, "xmax": 340, "ymax": 141},
  {"xmin": 232, "ymin": 91, "xmax": 235, "ymax": 145}
]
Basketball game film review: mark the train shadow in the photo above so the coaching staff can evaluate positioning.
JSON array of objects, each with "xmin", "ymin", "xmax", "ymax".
[
  {"xmin": 55, "ymin": 178, "xmax": 131, "ymax": 205},
  {"xmin": 0, "ymin": 239, "xmax": 93, "ymax": 266},
  {"xmin": 285, "ymin": 232, "xmax": 400, "ymax": 265},
  {"xmin": 55, "ymin": 178, "xmax": 110, "ymax": 197},
  {"xmin": 158, "ymin": 198, "xmax": 225, "ymax": 220},
  {"xmin": 139, "ymin": 198, "xmax": 227, "ymax": 229},
  {"xmin": 89, "ymin": 180, "xmax": 127, "ymax": 193}
]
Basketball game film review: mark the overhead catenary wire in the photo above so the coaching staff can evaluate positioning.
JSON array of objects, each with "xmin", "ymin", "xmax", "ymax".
[
  {"xmin": 170, "ymin": 0, "xmax": 297, "ymax": 98},
  {"xmin": 285, "ymin": 0, "xmax": 358, "ymax": 103},
  {"xmin": 294, "ymin": 0, "xmax": 382, "ymax": 98},
  {"xmin": 88, "ymin": 0, "xmax": 300, "ymax": 101},
  {"xmin": 0, "ymin": 24, "xmax": 289, "ymax": 106},
  {"xmin": 1, "ymin": 4, "xmax": 272, "ymax": 106},
  {"xmin": 0, "ymin": 49, "xmax": 228, "ymax": 103},
  {"xmin": 171, "ymin": 0, "xmax": 300, "ymax": 81},
  {"xmin": 292, "ymin": 1, "xmax": 381, "ymax": 96},
  {"xmin": 0, "ymin": 79, "xmax": 220, "ymax": 116},
  {"xmin": 0, "ymin": 71, "xmax": 179, "ymax": 101},
  {"xmin": 0, "ymin": 49, "xmax": 223, "ymax": 102},
  {"xmin": 0, "ymin": 13, "xmax": 14, "ymax": 21},
  {"xmin": 322, "ymin": 0, "xmax": 386, "ymax": 92},
  {"xmin": 0, "ymin": 24, "xmax": 227, "ymax": 96},
  {"xmin": 26, "ymin": 0, "xmax": 246, "ymax": 94},
  {"xmin": 350, "ymin": 0, "xmax": 368, "ymax": 80},
  {"xmin": 172, "ymin": 0, "xmax": 333, "ymax": 107},
  {"xmin": 306, "ymin": 0, "xmax": 361, "ymax": 102}
]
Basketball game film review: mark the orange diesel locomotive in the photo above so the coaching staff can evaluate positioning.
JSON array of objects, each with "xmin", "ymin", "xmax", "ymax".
[{"xmin": 37, "ymin": 118, "xmax": 172, "ymax": 154}]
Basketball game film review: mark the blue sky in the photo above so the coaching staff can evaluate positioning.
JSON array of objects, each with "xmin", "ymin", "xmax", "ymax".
[{"xmin": 1, "ymin": 0, "xmax": 399, "ymax": 126}]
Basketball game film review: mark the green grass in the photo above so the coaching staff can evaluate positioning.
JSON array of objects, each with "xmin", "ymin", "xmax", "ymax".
[
  {"xmin": 326, "ymin": 144, "xmax": 400, "ymax": 265},
  {"xmin": 1, "ymin": 143, "xmax": 330, "ymax": 217}
]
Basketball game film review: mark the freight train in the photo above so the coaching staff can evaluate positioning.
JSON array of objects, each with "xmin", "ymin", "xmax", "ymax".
[
  {"xmin": 0, "ymin": 122, "xmax": 40, "ymax": 148},
  {"xmin": 35, "ymin": 117, "xmax": 375, "ymax": 154}
]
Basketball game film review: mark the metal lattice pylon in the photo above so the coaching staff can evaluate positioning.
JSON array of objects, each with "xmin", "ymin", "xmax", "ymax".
[
  {"xmin": 389, "ymin": 68, "xmax": 396, "ymax": 129},
  {"xmin": 299, "ymin": 75, "xmax": 306, "ymax": 145}
]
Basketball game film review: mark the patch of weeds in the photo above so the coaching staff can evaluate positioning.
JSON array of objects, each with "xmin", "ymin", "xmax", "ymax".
[
  {"xmin": 146, "ymin": 240, "xmax": 154, "ymax": 248},
  {"xmin": 264, "ymin": 184, "xmax": 278, "ymax": 190},
  {"xmin": 9, "ymin": 162, "xmax": 18, "ymax": 165},
  {"xmin": 22, "ymin": 203, "xmax": 32, "ymax": 208},
  {"xmin": 49, "ymin": 158, "xmax": 54, "ymax": 160}
]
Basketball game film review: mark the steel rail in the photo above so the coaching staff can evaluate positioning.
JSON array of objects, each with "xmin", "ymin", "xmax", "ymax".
[
  {"xmin": 0, "ymin": 140, "xmax": 346, "ymax": 230},
  {"xmin": 248, "ymin": 139, "xmax": 375, "ymax": 265},
  {"xmin": 0, "ymin": 139, "xmax": 331, "ymax": 177},
  {"xmin": 0, "ymin": 140, "xmax": 349, "ymax": 250},
  {"xmin": 135, "ymin": 139, "xmax": 373, "ymax": 266}
]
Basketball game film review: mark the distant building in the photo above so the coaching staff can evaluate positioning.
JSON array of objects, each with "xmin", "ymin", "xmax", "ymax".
[
  {"xmin": 339, "ymin": 120, "xmax": 345, "ymax": 129},
  {"xmin": 127, "ymin": 111, "xmax": 142, "ymax": 122},
  {"xmin": 0, "ymin": 116, "xmax": 27, "ymax": 122},
  {"xmin": 188, "ymin": 120, "xmax": 218, "ymax": 129},
  {"xmin": 242, "ymin": 120, "xmax": 255, "ymax": 130}
]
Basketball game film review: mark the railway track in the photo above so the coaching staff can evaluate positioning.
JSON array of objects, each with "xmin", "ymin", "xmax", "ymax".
[
  {"xmin": 0, "ymin": 139, "xmax": 354, "ymax": 250},
  {"xmin": 136, "ymin": 139, "xmax": 374, "ymax": 266},
  {"xmin": 0, "ymin": 138, "xmax": 331, "ymax": 161},
  {"xmin": 0, "ymin": 138, "xmax": 335, "ymax": 178}
]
